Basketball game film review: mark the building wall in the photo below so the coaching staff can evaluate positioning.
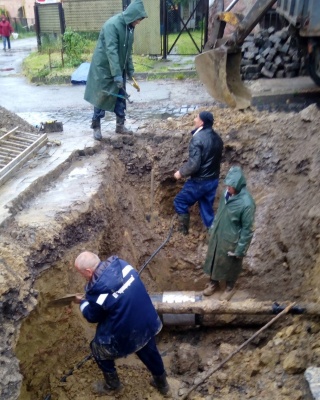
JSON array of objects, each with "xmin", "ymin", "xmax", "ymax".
[{"xmin": 0, "ymin": 0, "xmax": 60, "ymax": 19}]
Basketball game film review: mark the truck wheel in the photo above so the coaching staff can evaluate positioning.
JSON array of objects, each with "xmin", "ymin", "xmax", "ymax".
[{"xmin": 309, "ymin": 46, "xmax": 320, "ymax": 86}]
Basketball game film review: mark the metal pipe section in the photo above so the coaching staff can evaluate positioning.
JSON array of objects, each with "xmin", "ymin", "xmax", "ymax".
[
  {"xmin": 150, "ymin": 291, "xmax": 312, "ymax": 327},
  {"xmin": 225, "ymin": 0, "xmax": 241, "ymax": 12},
  {"xmin": 151, "ymin": 291, "xmax": 202, "ymax": 326}
]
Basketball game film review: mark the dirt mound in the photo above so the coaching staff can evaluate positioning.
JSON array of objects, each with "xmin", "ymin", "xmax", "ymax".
[{"xmin": 0, "ymin": 106, "xmax": 37, "ymax": 133}]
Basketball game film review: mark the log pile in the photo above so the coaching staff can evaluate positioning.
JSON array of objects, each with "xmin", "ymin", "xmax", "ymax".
[{"xmin": 241, "ymin": 27, "xmax": 307, "ymax": 81}]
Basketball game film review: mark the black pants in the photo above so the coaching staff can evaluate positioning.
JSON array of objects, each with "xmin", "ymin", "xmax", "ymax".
[{"xmin": 91, "ymin": 336, "xmax": 165, "ymax": 376}]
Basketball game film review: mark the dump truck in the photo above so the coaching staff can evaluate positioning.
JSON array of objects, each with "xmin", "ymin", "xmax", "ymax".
[{"xmin": 195, "ymin": 0, "xmax": 320, "ymax": 109}]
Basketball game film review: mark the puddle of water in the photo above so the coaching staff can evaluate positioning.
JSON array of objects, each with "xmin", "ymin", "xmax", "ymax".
[{"xmin": 66, "ymin": 166, "xmax": 89, "ymax": 181}]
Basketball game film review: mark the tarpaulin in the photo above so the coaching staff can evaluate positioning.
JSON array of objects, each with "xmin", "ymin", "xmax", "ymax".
[{"xmin": 71, "ymin": 62, "xmax": 90, "ymax": 85}]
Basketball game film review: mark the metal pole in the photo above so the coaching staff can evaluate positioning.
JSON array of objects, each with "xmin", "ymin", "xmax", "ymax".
[
  {"xmin": 225, "ymin": 0, "xmax": 241, "ymax": 12},
  {"xmin": 162, "ymin": 0, "xmax": 168, "ymax": 59}
]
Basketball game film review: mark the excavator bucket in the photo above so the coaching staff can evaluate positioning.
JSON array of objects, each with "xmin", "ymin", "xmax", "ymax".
[{"xmin": 195, "ymin": 47, "xmax": 252, "ymax": 110}]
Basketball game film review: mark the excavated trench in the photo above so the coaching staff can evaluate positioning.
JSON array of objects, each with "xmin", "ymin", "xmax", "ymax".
[{"xmin": 1, "ymin": 104, "xmax": 320, "ymax": 400}]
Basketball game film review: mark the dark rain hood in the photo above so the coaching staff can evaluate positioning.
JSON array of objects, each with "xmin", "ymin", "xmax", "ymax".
[
  {"xmin": 122, "ymin": 0, "xmax": 148, "ymax": 25},
  {"xmin": 224, "ymin": 165, "xmax": 246, "ymax": 193}
]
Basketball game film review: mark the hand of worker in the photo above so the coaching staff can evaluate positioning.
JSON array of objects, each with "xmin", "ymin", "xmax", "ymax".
[
  {"xmin": 73, "ymin": 293, "xmax": 85, "ymax": 304},
  {"xmin": 114, "ymin": 75, "xmax": 123, "ymax": 88},
  {"xmin": 127, "ymin": 74, "xmax": 134, "ymax": 80},
  {"xmin": 227, "ymin": 251, "xmax": 242, "ymax": 259},
  {"xmin": 174, "ymin": 170, "xmax": 182, "ymax": 180}
]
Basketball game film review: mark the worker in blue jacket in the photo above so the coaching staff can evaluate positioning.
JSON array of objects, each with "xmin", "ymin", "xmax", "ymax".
[{"xmin": 74, "ymin": 251, "xmax": 170, "ymax": 396}]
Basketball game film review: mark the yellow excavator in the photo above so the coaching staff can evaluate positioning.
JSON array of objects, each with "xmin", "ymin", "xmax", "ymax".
[{"xmin": 196, "ymin": 0, "xmax": 320, "ymax": 109}]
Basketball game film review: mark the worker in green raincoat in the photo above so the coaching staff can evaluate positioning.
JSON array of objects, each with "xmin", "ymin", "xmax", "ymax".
[
  {"xmin": 202, "ymin": 166, "xmax": 256, "ymax": 301},
  {"xmin": 84, "ymin": 0, "xmax": 147, "ymax": 140}
]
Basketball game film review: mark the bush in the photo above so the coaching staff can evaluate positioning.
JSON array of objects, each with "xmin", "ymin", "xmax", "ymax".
[{"xmin": 63, "ymin": 29, "xmax": 89, "ymax": 67}]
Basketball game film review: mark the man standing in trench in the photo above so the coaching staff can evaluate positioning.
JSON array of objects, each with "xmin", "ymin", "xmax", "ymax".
[
  {"xmin": 173, "ymin": 111, "xmax": 223, "ymax": 234},
  {"xmin": 202, "ymin": 166, "xmax": 256, "ymax": 300},
  {"xmin": 84, "ymin": 0, "xmax": 147, "ymax": 140},
  {"xmin": 74, "ymin": 251, "xmax": 170, "ymax": 396}
]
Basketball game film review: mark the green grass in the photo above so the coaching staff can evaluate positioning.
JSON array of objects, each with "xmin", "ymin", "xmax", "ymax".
[
  {"xmin": 22, "ymin": 31, "xmax": 199, "ymax": 83},
  {"xmin": 168, "ymin": 30, "xmax": 203, "ymax": 54}
]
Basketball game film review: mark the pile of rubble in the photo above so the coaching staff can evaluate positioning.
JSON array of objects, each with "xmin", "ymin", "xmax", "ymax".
[{"xmin": 241, "ymin": 27, "xmax": 307, "ymax": 80}]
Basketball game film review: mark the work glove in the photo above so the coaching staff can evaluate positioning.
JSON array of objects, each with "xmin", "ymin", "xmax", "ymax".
[
  {"xmin": 227, "ymin": 251, "xmax": 241, "ymax": 259},
  {"xmin": 114, "ymin": 75, "xmax": 123, "ymax": 88},
  {"xmin": 127, "ymin": 73, "xmax": 134, "ymax": 80}
]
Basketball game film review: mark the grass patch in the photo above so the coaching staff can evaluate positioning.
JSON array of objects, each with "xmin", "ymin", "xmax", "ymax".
[
  {"xmin": 21, "ymin": 31, "xmax": 199, "ymax": 83},
  {"xmin": 168, "ymin": 30, "xmax": 203, "ymax": 54}
]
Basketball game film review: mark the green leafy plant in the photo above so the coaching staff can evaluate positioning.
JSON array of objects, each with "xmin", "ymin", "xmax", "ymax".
[{"xmin": 63, "ymin": 29, "xmax": 89, "ymax": 67}]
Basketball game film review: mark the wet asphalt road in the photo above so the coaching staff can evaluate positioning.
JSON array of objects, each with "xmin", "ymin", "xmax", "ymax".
[
  {"xmin": 0, "ymin": 37, "xmax": 213, "ymax": 131},
  {"xmin": 1, "ymin": 36, "xmax": 320, "ymax": 130}
]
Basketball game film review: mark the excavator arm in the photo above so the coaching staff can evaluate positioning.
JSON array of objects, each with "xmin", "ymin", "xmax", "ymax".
[{"xmin": 196, "ymin": 0, "xmax": 277, "ymax": 109}]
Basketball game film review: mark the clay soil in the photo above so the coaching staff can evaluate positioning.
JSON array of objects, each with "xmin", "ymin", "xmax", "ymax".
[{"xmin": 0, "ymin": 102, "xmax": 320, "ymax": 400}]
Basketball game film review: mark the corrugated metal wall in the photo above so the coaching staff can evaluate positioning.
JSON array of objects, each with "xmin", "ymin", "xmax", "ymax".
[
  {"xmin": 36, "ymin": 0, "xmax": 161, "ymax": 55},
  {"xmin": 63, "ymin": 0, "xmax": 123, "ymax": 32},
  {"xmin": 38, "ymin": 3, "xmax": 62, "ymax": 33},
  {"xmin": 134, "ymin": 0, "xmax": 161, "ymax": 55}
]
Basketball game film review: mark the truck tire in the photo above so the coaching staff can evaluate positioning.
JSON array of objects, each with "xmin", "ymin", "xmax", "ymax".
[{"xmin": 308, "ymin": 46, "xmax": 320, "ymax": 86}]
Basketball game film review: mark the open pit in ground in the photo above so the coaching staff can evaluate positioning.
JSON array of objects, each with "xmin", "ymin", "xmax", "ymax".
[{"xmin": 0, "ymin": 103, "xmax": 320, "ymax": 400}]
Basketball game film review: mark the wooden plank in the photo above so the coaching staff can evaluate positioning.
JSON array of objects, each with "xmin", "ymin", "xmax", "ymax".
[
  {"xmin": 0, "ymin": 126, "xmax": 19, "ymax": 141},
  {"xmin": 2, "ymin": 140, "xmax": 27, "ymax": 149},
  {"xmin": 0, "ymin": 130, "xmax": 48, "ymax": 186}
]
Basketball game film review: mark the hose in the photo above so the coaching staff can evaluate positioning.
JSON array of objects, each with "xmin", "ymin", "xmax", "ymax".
[{"xmin": 138, "ymin": 214, "xmax": 176, "ymax": 276}]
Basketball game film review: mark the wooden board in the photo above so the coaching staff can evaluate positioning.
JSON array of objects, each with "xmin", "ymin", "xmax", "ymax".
[{"xmin": 0, "ymin": 126, "xmax": 48, "ymax": 186}]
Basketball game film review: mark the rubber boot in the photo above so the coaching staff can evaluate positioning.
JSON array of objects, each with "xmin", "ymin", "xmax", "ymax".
[
  {"xmin": 203, "ymin": 280, "xmax": 219, "ymax": 296},
  {"xmin": 150, "ymin": 372, "xmax": 171, "ymax": 396},
  {"xmin": 115, "ymin": 116, "xmax": 133, "ymax": 135},
  {"xmin": 177, "ymin": 213, "xmax": 190, "ymax": 235},
  {"xmin": 220, "ymin": 281, "xmax": 236, "ymax": 301},
  {"xmin": 91, "ymin": 118, "xmax": 102, "ymax": 141},
  {"xmin": 92, "ymin": 371, "xmax": 122, "ymax": 395}
]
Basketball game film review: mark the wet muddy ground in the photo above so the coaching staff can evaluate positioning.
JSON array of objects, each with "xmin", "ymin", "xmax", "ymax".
[{"xmin": 0, "ymin": 99, "xmax": 320, "ymax": 400}]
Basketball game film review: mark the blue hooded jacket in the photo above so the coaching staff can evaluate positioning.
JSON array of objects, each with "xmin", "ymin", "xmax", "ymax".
[{"xmin": 80, "ymin": 256, "xmax": 162, "ymax": 358}]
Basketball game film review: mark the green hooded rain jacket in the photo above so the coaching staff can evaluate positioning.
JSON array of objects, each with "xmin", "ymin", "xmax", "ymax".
[
  {"xmin": 84, "ymin": 0, "xmax": 147, "ymax": 111},
  {"xmin": 203, "ymin": 166, "xmax": 256, "ymax": 283}
]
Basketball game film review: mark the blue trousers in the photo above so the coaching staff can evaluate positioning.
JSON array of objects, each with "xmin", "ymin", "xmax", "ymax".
[
  {"xmin": 174, "ymin": 178, "xmax": 219, "ymax": 228},
  {"xmin": 92, "ymin": 336, "xmax": 165, "ymax": 377},
  {"xmin": 2, "ymin": 36, "xmax": 11, "ymax": 50},
  {"xmin": 92, "ymin": 88, "xmax": 126, "ymax": 120}
]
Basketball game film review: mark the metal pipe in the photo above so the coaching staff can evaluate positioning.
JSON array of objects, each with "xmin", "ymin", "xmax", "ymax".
[
  {"xmin": 150, "ymin": 291, "xmax": 312, "ymax": 327},
  {"xmin": 225, "ymin": 0, "xmax": 241, "ymax": 12}
]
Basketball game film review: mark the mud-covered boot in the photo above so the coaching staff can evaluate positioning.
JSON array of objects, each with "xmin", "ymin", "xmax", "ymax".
[
  {"xmin": 115, "ymin": 116, "xmax": 133, "ymax": 135},
  {"xmin": 92, "ymin": 371, "xmax": 123, "ymax": 395},
  {"xmin": 177, "ymin": 213, "xmax": 190, "ymax": 235},
  {"xmin": 220, "ymin": 282, "xmax": 236, "ymax": 301},
  {"xmin": 203, "ymin": 280, "xmax": 219, "ymax": 296},
  {"xmin": 150, "ymin": 372, "xmax": 171, "ymax": 396},
  {"xmin": 91, "ymin": 118, "xmax": 102, "ymax": 141}
]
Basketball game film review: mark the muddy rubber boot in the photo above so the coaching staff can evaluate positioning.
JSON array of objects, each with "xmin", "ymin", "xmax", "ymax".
[
  {"xmin": 150, "ymin": 372, "xmax": 171, "ymax": 396},
  {"xmin": 115, "ymin": 116, "xmax": 133, "ymax": 135},
  {"xmin": 91, "ymin": 119, "xmax": 102, "ymax": 141},
  {"xmin": 203, "ymin": 280, "xmax": 219, "ymax": 296},
  {"xmin": 92, "ymin": 371, "xmax": 123, "ymax": 395},
  {"xmin": 177, "ymin": 213, "xmax": 190, "ymax": 235},
  {"xmin": 220, "ymin": 282, "xmax": 236, "ymax": 301}
]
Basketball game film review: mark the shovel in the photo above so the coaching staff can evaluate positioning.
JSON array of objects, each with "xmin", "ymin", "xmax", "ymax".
[{"xmin": 48, "ymin": 293, "xmax": 83, "ymax": 308}]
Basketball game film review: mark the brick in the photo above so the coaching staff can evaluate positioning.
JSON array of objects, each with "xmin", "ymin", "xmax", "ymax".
[{"xmin": 261, "ymin": 66, "xmax": 275, "ymax": 78}]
